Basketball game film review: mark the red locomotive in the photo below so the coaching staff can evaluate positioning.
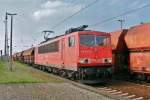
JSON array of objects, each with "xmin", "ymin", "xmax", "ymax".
[{"xmin": 14, "ymin": 25, "xmax": 113, "ymax": 83}]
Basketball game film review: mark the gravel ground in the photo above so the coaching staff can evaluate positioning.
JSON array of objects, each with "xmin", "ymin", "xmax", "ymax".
[{"xmin": 0, "ymin": 83, "xmax": 115, "ymax": 100}]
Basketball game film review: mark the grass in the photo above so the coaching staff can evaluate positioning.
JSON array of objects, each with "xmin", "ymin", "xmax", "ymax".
[{"xmin": 0, "ymin": 61, "xmax": 64, "ymax": 84}]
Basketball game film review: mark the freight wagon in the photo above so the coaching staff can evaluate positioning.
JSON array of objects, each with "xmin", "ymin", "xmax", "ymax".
[
  {"xmin": 22, "ymin": 48, "xmax": 35, "ymax": 64},
  {"xmin": 125, "ymin": 23, "xmax": 150, "ymax": 81},
  {"xmin": 16, "ymin": 52, "xmax": 24, "ymax": 62}
]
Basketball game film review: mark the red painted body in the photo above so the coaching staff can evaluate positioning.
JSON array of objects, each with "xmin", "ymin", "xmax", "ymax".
[
  {"xmin": 130, "ymin": 52, "xmax": 150, "ymax": 74},
  {"xmin": 125, "ymin": 23, "xmax": 150, "ymax": 49},
  {"xmin": 35, "ymin": 31, "xmax": 112, "ymax": 71}
]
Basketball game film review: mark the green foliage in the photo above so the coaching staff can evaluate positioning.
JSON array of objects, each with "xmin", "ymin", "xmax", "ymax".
[{"xmin": 0, "ymin": 61, "xmax": 63, "ymax": 84}]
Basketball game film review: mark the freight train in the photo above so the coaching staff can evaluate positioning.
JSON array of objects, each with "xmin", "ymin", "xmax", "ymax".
[
  {"xmin": 13, "ymin": 25, "xmax": 113, "ymax": 83},
  {"xmin": 13, "ymin": 23, "xmax": 150, "ymax": 82}
]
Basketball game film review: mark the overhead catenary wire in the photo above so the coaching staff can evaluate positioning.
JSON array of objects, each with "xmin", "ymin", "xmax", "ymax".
[
  {"xmin": 65, "ymin": 0, "xmax": 78, "ymax": 7},
  {"xmin": 89, "ymin": 2, "xmax": 150, "ymax": 27},
  {"xmin": 32, "ymin": 0, "xmax": 149, "ymax": 45},
  {"xmin": 51, "ymin": 0, "xmax": 100, "ymax": 29},
  {"xmin": 69, "ymin": 0, "xmax": 76, "ymax": 4},
  {"xmin": 69, "ymin": 0, "xmax": 85, "ymax": 6}
]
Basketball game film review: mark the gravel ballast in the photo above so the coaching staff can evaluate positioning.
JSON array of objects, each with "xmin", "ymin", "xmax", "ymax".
[{"xmin": 0, "ymin": 83, "xmax": 115, "ymax": 100}]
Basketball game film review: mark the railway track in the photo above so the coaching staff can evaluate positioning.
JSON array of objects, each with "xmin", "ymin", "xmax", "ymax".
[
  {"xmin": 96, "ymin": 87, "xmax": 144, "ymax": 100},
  {"xmin": 92, "ymin": 80, "xmax": 150, "ymax": 100},
  {"xmin": 30, "ymin": 64, "xmax": 150, "ymax": 100}
]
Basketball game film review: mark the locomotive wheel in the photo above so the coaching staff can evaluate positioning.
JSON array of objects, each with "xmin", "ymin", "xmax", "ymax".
[
  {"xmin": 47, "ymin": 68, "xmax": 52, "ymax": 73},
  {"xmin": 136, "ymin": 74, "xmax": 146, "ymax": 81},
  {"xmin": 39, "ymin": 66, "xmax": 42, "ymax": 70},
  {"xmin": 60, "ymin": 70, "xmax": 67, "ymax": 78},
  {"xmin": 41, "ymin": 66, "xmax": 45, "ymax": 71},
  {"xmin": 146, "ymin": 75, "xmax": 150, "ymax": 82},
  {"xmin": 44, "ymin": 67, "xmax": 49, "ymax": 72},
  {"xmin": 68, "ymin": 72, "xmax": 76, "ymax": 80},
  {"xmin": 75, "ymin": 72, "xmax": 79, "ymax": 80}
]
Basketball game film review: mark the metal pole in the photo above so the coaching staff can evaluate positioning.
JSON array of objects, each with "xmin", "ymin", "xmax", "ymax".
[
  {"xmin": 117, "ymin": 19, "xmax": 125, "ymax": 29},
  {"xmin": 10, "ymin": 16, "xmax": 13, "ymax": 71},
  {"xmin": 7, "ymin": 13, "xmax": 17, "ymax": 71},
  {"xmin": 4, "ymin": 12, "xmax": 8, "ymax": 59},
  {"xmin": 0, "ymin": 50, "xmax": 2, "ymax": 60},
  {"xmin": 4, "ymin": 20, "xmax": 6, "ymax": 56}
]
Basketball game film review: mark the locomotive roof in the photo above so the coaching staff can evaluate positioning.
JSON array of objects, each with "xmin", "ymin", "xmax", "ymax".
[
  {"xmin": 40, "ymin": 30, "xmax": 109, "ymax": 44},
  {"xmin": 40, "ymin": 34, "xmax": 64, "ymax": 44}
]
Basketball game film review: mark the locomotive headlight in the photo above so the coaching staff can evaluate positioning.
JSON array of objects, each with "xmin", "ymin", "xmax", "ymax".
[
  {"xmin": 102, "ymin": 58, "xmax": 112, "ymax": 63},
  {"xmin": 79, "ymin": 59, "xmax": 85, "ymax": 64},
  {"xmin": 108, "ymin": 58, "xmax": 112, "ymax": 63},
  {"xmin": 79, "ymin": 58, "xmax": 91, "ymax": 64}
]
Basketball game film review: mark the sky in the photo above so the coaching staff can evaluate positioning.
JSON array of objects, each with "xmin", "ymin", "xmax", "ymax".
[{"xmin": 0, "ymin": 0, "xmax": 150, "ymax": 53}]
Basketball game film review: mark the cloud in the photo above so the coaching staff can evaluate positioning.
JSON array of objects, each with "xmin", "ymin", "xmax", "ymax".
[
  {"xmin": 128, "ymin": 0, "xmax": 146, "ymax": 9},
  {"xmin": 32, "ymin": 0, "xmax": 83, "ymax": 21},
  {"xmin": 41, "ymin": 0, "xmax": 63, "ymax": 8},
  {"xmin": 33, "ymin": 0, "xmax": 63, "ymax": 20},
  {"xmin": 33, "ymin": 9, "xmax": 56, "ymax": 20}
]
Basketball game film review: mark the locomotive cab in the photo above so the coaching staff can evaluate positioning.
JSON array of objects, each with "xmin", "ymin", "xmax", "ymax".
[{"xmin": 77, "ymin": 31, "xmax": 112, "ymax": 83}]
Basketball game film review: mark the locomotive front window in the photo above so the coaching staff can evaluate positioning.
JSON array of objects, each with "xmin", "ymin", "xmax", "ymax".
[
  {"xmin": 96, "ymin": 36, "xmax": 110, "ymax": 46},
  {"xmin": 80, "ymin": 35, "xmax": 95, "ymax": 46},
  {"xmin": 80, "ymin": 35, "xmax": 110, "ymax": 46}
]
